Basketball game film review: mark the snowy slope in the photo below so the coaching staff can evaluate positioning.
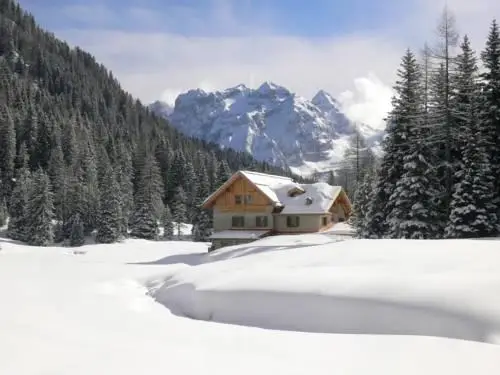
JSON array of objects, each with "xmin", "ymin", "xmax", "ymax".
[
  {"xmin": 156, "ymin": 82, "xmax": 383, "ymax": 176},
  {"xmin": 1, "ymin": 235, "xmax": 500, "ymax": 374}
]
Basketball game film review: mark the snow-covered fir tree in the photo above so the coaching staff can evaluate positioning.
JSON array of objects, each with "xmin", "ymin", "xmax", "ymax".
[
  {"xmin": 116, "ymin": 143, "xmax": 134, "ymax": 236},
  {"xmin": 96, "ymin": 167, "xmax": 122, "ymax": 244},
  {"xmin": 351, "ymin": 170, "xmax": 375, "ymax": 238},
  {"xmin": 69, "ymin": 213, "xmax": 85, "ymax": 247},
  {"xmin": 450, "ymin": 35, "xmax": 479, "ymax": 182},
  {"xmin": 190, "ymin": 167, "xmax": 210, "ymax": 225},
  {"xmin": 387, "ymin": 133, "xmax": 444, "ymax": 238},
  {"xmin": 162, "ymin": 205, "xmax": 174, "ymax": 240},
  {"xmin": 381, "ymin": 49, "xmax": 442, "ymax": 238},
  {"xmin": 364, "ymin": 50, "xmax": 416, "ymax": 238},
  {"xmin": 192, "ymin": 209, "xmax": 212, "ymax": 242},
  {"xmin": 445, "ymin": 33, "xmax": 498, "ymax": 238},
  {"xmin": 171, "ymin": 186, "xmax": 187, "ymax": 239},
  {"xmin": 130, "ymin": 154, "xmax": 164, "ymax": 240},
  {"xmin": 25, "ymin": 169, "xmax": 54, "ymax": 246},
  {"xmin": 162, "ymin": 205, "xmax": 175, "ymax": 240},
  {"xmin": 430, "ymin": 7, "xmax": 460, "ymax": 213},
  {"xmin": 445, "ymin": 123, "xmax": 498, "ymax": 238},
  {"xmin": 0, "ymin": 198, "xmax": 7, "ymax": 227},
  {"xmin": 7, "ymin": 168, "xmax": 32, "ymax": 241},
  {"xmin": 63, "ymin": 166, "xmax": 86, "ymax": 240},
  {"xmin": 0, "ymin": 105, "xmax": 16, "ymax": 199},
  {"xmin": 216, "ymin": 160, "xmax": 232, "ymax": 188},
  {"xmin": 47, "ymin": 139, "xmax": 65, "ymax": 221},
  {"xmin": 480, "ymin": 19, "xmax": 500, "ymax": 224}
]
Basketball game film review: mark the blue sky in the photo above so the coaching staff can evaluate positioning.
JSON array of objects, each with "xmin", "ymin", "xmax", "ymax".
[
  {"xmin": 23, "ymin": 0, "xmax": 414, "ymax": 36},
  {"xmin": 18, "ymin": 0, "xmax": 500, "ymax": 128}
]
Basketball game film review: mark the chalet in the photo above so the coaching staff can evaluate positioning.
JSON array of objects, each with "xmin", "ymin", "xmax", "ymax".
[{"xmin": 202, "ymin": 170, "xmax": 352, "ymax": 250}]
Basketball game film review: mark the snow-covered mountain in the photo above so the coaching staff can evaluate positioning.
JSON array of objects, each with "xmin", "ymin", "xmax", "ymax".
[{"xmin": 154, "ymin": 82, "xmax": 383, "ymax": 176}]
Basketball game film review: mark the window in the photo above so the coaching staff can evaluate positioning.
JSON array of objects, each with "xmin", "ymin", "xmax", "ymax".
[
  {"xmin": 232, "ymin": 216, "xmax": 245, "ymax": 228},
  {"xmin": 286, "ymin": 216, "xmax": 300, "ymax": 228},
  {"xmin": 235, "ymin": 195, "xmax": 242, "ymax": 205},
  {"xmin": 256, "ymin": 216, "xmax": 268, "ymax": 228},
  {"xmin": 322, "ymin": 216, "xmax": 328, "ymax": 226},
  {"xmin": 244, "ymin": 194, "xmax": 253, "ymax": 204}
]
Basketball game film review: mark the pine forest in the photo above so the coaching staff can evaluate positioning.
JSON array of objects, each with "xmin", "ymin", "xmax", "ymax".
[
  {"xmin": 354, "ymin": 9, "xmax": 500, "ymax": 239},
  {"xmin": 0, "ymin": 0, "xmax": 302, "ymax": 246}
]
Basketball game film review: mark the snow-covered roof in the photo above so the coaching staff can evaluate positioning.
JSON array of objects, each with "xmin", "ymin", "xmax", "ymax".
[
  {"xmin": 274, "ymin": 182, "xmax": 342, "ymax": 214},
  {"xmin": 209, "ymin": 230, "xmax": 271, "ymax": 240},
  {"xmin": 239, "ymin": 171, "xmax": 293, "ymax": 203},
  {"xmin": 242, "ymin": 170, "xmax": 345, "ymax": 214},
  {"xmin": 203, "ymin": 170, "xmax": 347, "ymax": 214},
  {"xmin": 202, "ymin": 170, "xmax": 293, "ymax": 207}
]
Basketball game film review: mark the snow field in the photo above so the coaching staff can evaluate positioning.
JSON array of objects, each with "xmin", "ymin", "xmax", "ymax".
[{"xmin": 1, "ymin": 234, "xmax": 500, "ymax": 374}]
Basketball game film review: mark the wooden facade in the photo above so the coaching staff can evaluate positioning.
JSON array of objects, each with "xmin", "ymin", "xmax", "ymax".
[{"xmin": 210, "ymin": 175, "xmax": 271, "ymax": 213}]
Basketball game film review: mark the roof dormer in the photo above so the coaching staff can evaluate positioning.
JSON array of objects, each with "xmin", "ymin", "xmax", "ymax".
[{"xmin": 287, "ymin": 186, "xmax": 305, "ymax": 197}]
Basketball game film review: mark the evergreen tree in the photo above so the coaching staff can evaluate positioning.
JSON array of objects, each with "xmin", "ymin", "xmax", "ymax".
[
  {"xmin": 383, "ymin": 47, "xmax": 448, "ymax": 239},
  {"xmin": 351, "ymin": 171, "xmax": 374, "ymax": 238},
  {"xmin": 80, "ymin": 145, "xmax": 100, "ymax": 234},
  {"xmin": 192, "ymin": 209, "xmax": 212, "ymax": 242},
  {"xmin": 364, "ymin": 51, "xmax": 417, "ymax": 238},
  {"xmin": 48, "ymin": 139, "xmax": 65, "ymax": 220},
  {"xmin": 62, "ymin": 116, "xmax": 78, "ymax": 167},
  {"xmin": 387, "ymin": 135, "xmax": 443, "ymax": 239},
  {"xmin": 167, "ymin": 150, "xmax": 186, "ymax": 201},
  {"xmin": 33, "ymin": 112, "xmax": 52, "ymax": 170},
  {"xmin": 0, "ymin": 105, "xmax": 16, "ymax": 200},
  {"xmin": 69, "ymin": 213, "xmax": 85, "ymax": 247},
  {"xmin": 96, "ymin": 167, "xmax": 122, "ymax": 244},
  {"xmin": 130, "ymin": 153, "xmax": 164, "ymax": 240},
  {"xmin": 445, "ymin": 125, "xmax": 498, "ymax": 237},
  {"xmin": 216, "ymin": 160, "xmax": 232, "ymax": 187},
  {"xmin": 430, "ymin": 7, "xmax": 460, "ymax": 214},
  {"xmin": 480, "ymin": 19, "xmax": 500, "ymax": 221},
  {"xmin": 171, "ymin": 186, "xmax": 187, "ymax": 239},
  {"xmin": 116, "ymin": 142, "xmax": 134, "ymax": 235},
  {"xmin": 7, "ymin": 167, "xmax": 31, "ymax": 241},
  {"xmin": 0, "ymin": 198, "xmax": 7, "ymax": 227},
  {"xmin": 208, "ymin": 152, "xmax": 219, "ymax": 192},
  {"xmin": 25, "ymin": 169, "xmax": 54, "ymax": 246},
  {"xmin": 162, "ymin": 205, "xmax": 174, "ymax": 240},
  {"xmin": 190, "ymin": 166, "xmax": 210, "ymax": 225},
  {"xmin": 451, "ymin": 35, "xmax": 479, "ymax": 181},
  {"xmin": 16, "ymin": 141, "xmax": 29, "ymax": 171},
  {"xmin": 64, "ymin": 164, "xmax": 86, "ymax": 239},
  {"xmin": 338, "ymin": 128, "xmax": 376, "ymax": 196}
]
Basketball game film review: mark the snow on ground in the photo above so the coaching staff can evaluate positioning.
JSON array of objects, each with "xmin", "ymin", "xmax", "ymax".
[
  {"xmin": 325, "ymin": 221, "xmax": 355, "ymax": 236},
  {"xmin": 154, "ymin": 237, "xmax": 500, "ymax": 344},
  {"xmin": 1, "ymin": 234, "xmax": 500, "ymax": 374}
]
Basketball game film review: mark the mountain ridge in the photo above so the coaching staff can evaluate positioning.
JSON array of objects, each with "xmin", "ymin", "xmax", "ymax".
[{"xmin": 151, "ymin": 82, "xmax": 383, "ymax": 176}]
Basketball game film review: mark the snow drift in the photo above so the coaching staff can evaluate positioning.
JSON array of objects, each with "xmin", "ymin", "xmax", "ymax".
[{"xmin": 152, "ymin": 236, "xmax": 500, "ymax": 343}]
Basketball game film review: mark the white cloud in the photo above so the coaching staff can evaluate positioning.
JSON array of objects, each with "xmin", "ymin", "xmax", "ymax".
[
  {"xmin": 51, "ymin": 0, "xmax": 500, "ymax": 129},
  {"xmin": 338, "ymin": 74, "xmax": 394, "ymax": 130}
]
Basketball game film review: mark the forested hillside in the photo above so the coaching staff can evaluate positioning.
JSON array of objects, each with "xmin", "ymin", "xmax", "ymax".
[
  {"xmin": 353, "ymin": 11, "xmax": 500, "ymax": 240},
  {"xmin": 0, "ymin": 0, "xmax": 300, "ymax": 246}
]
